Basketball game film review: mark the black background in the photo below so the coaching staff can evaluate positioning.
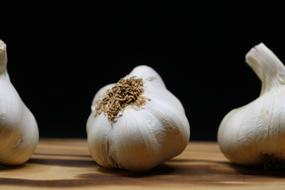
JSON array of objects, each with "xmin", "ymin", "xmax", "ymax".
[{"xmin": 1, "ymin": 2, "xmax": 284, "ymax": 140}]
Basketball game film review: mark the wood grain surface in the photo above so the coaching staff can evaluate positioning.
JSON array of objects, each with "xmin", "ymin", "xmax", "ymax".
[{"xmin": 0, "ymin": 139, "xmax": 285, "ymax": 189}]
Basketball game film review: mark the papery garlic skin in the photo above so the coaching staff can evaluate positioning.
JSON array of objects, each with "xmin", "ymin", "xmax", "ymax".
[
  {"xmin": 87, "ymin": 65, "xmax": 190, "ymax": 171},
  {"xmin": 218, "ymin": 43, "xmax": 285, "ymax": 166},
  {"xmin": 0, "ymin": 40, "xmax": 38, "ymax": 165}
]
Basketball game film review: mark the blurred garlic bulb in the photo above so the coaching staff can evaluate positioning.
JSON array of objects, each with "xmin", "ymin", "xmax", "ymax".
[
  {"xmin": 218, "ymin": 43, "xmax": 285, "ymax": 168},
  {"xmin": 0, "ymin": 40, "xmax": 38, "ymax": 165},
  {"xmin": 87, "ymin": 65, "xmax": 190, "ymax": 171}
]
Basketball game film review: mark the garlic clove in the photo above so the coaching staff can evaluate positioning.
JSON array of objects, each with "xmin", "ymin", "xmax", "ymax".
[
  {"xmin": 218, "ymin": 43, "xmax": 285, "ymax": 168},
  {"xmin": 128, "ymin": 65, "xmax": 185, "ymax": 114},
  {"xmin": 87, "ymin": 84, "xmax": 115, "ymax": 134},
  {"xmin": 91, "ymin": 84, "xmax": 115, "ymax": 112},
  {"xmin": 129, "ymin": 65, "xmax": 166, "ymax": 88},
  {"xmin": 0, "ymin": 39, "xmax": 38, "ymax": 165},
  {"xmin": 96, "ymin": 108, "xmax": 164, "ymax": 171},
  {"xmin": 87, "ymin": 65, "xmax": 190, "ymax": 171},
  {"xmin": 87, "ymin": 114, "xmax": 114, "ymax": 168},
  {"xmin": 144, "ymin": 81, "xmax": 186, "ymax": 114}
]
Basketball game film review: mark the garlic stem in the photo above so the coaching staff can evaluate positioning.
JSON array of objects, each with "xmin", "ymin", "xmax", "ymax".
[
  {"xmin": 0, "ymin": 40, "xmax": 9, "ymax": 81},
  {"xmin": 246, "ymin": 43, "xmax": 285, "ymax": 95},
  {"xmin": 0, "ymin": 40, "xmax": 7, "ymax": 73}
]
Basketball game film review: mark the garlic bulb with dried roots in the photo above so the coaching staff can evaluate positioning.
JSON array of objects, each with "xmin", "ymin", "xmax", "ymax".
[
  {"xmin": 87, "ymin": 65, "xmax": 190, "ymax": 171},
  {"xmin": 218, "ymin": 43, "xmax": 285, "ymax": 169},
  {"xmin": 0, "ymin": 40, "xmax": 38, "ymax": 165}
]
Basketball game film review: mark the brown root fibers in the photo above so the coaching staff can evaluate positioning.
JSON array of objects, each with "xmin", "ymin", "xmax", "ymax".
[{"xmin": 95, "ymin": 76, "xmax": 147, "ymax": 122}]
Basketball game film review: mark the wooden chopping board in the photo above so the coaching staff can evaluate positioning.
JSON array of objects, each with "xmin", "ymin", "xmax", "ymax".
[{"xmin": 0, "ymin": 139, "xmax": 285, "ymax": 190}]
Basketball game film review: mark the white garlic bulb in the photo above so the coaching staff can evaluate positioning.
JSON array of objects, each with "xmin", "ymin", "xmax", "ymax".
[
  {"xmin": 218, "ymin": 43, "xmax": 285, "ymax": 167},
  {"xmin": 0, "ymin": 40, "xmax": 38, "ymax": 165},
  {"xmin": 87, "ymin": 65, "xmax": 190, "ymax": 171}
]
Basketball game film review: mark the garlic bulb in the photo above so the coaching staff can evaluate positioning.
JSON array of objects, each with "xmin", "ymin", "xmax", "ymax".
[
  {"xmin": 218, "ymin": 43, "xmax": 285, "ymax": 168},
  {"xmin": 87, "ymin": 65, "xmax": 190, "ymax": 171},
  {"xmin": 0, "ymin": 40, "xmax": 38, "ymax": 165}
]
